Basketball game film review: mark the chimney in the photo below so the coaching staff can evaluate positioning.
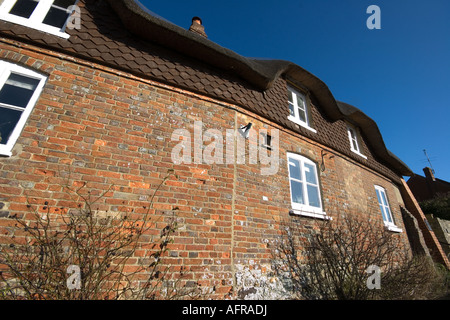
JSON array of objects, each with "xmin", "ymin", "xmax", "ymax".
[
  {"xmin": 423, "ymin": 167, "xmax": 436, "ymax": 182},
  {"xmin": 189, "ymin": 16, "xmax": 207, "ymax": 38}
]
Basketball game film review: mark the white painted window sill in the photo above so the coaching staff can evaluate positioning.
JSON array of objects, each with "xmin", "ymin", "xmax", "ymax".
[
  {"xmin": 0, "ymin": 152, "xmax": 12, "ymax": 157},
  {"xmin": 384, "ymin": 223, "xmax": 403, "ymax": 233},
  {"xmin": 0, "ymin": 148, "xmax": 12, "ymax": 157},
  {"xmin": 290, "ymin": 209, "xmax": 332, "ymax": 221},
  {"xmin": 287, "ymin": 116, "xmax": 317, "ymax": 134},
  {"xmin": 350, "ymin": 148, "xmax": 368, "ymax": 159}
]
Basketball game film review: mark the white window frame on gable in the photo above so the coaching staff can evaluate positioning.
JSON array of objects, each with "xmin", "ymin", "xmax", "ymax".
[
  {"xmin": 287, "ymin": 152, "xmax": 331, "ymax": 220},
  {"xmin": 287, "ymin": 85, "xmax": 317, "ymax": 133},
  {"xmin": 374, "ymin": 185, "xmax": 402, "ymax": 233},
  {"xmin": 347, "ymin": 124, "xmax": 367, "ymax": 159},
  {"xmin": 0, "ymin": 60, "xmax": 47, "ymax": 157},
  {"xmin": 0, "ymin": 0, "xmax": 79, "ymax": 39}
]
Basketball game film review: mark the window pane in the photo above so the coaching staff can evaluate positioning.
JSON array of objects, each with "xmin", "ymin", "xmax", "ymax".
[
  {"xmin": 289, "ymin": 103, "xmax": 295, "ymax": 117},
  {"xmin": 375, "ymin": 190, "xmax": 387, "ymax": 220},
  {"xmin": 384, "ymin": 206, "xmax": 393, "ymax": 223},
  {"xmin": 349, "ymin": 128, "xmax": 356, "ymax": 140},
  {"xmin": 288, "ymin": 158, "xmax": 301, "ymax": 181},
  {"xmin": 352, "ymin": 138, "xmax": 359, "ymax": 151},
  {"xmin": 42, "ymin": 7, "xmax": 70, "ymax": 28},
  {"xmin": 349, "ymin": 129, "xmax": 360, "ymax": 151},
  {"xmin": 296, "ymin": 95, "xmax": 305, "ymax": 111},
  {"xmin": 380, "ymin": 191, "xmax": 389, "ymax": 207},
  {"xmin": 288, "ymin": 90, "xmax": 294, "ymax": 104},
  {"xmin": 290, "ymin": 180, "xmax": 304, "ymax": 205},
  {"xmin": 307, "ymin": 185, "xmax": 321, "ymax": 208},
  {"xmin": 298, "ymin": 108, "xmax": 307, "ymax": 123},
  {"xmin": 9, "ymin": 0, "xmax": 39, "ymax": 19},
  {"xmin": 379, "ymin": 204, "xmax": 387, "ymax": 222},
  {"xmin": 0, "ymin": 73, "xmax": 40, "ymax": 108},
  {"xmin": 0, "ymin": 107, "xmax": 23, "ymax": 145},
  {"xmin": 304, "ymin": 163, "xmax": 317, "ymax": 184}
]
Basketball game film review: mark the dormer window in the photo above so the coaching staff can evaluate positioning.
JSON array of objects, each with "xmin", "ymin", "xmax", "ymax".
[
  {"xmin": 287, "ymin": 85, "xmax": 316, "ymax": 133},
  {"xmin": 347, "ymin": 124, "xmax": 367, "ymax": 159},
  {"xmin": 0, "ymin": 0, "xmax": 78, "ymax": 39}
]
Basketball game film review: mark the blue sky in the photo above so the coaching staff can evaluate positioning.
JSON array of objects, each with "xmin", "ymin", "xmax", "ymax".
[{"xmin": 140, "ymin": 0, "xmax": 450, "ymax": 182}]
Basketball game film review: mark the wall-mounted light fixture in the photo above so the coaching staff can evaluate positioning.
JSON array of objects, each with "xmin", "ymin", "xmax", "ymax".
[{"xmin": 238, "ymin": 123, "xmax": 253, "ymax": 139}]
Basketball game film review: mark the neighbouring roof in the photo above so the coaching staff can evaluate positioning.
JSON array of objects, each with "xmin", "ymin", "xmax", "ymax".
[
  {"xmin": 107, "ymin": 0, "xmax": 412, "ymax": 176},
  {"xmin": 407, "ymin": 169, "xmax": 450, "ymax": 202}
]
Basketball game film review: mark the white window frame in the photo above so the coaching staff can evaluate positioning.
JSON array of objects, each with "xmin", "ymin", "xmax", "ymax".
[
  {"xmin": 0, "ymin": 0, "xmax": 78, "ymax": 39},
  {"xmin": 374, "ymin": 185, "xmax": 402, "ymax": 233},
  {"xmin": 0, "ymin": 60, "xmax": 47, "ymax": 157},
  {"xmin": 287, "ymin": 152, "xmax": 330, "ymax": 220},
  {"xmin": 347, "ymin": 125, "xmax": 367, "ymax": 159},
  {"xmin": 287, "ymin": 86, "xmax": 317, "ymax": 133}
]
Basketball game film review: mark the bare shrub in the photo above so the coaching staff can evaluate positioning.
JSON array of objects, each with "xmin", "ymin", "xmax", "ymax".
[
  {"xmin": 0, "ymin": 171, "xmax": 202, "ymax": 300},
  {"xmin": 271, "ymin": 215, "xmax": 449, "ymax": 300}
]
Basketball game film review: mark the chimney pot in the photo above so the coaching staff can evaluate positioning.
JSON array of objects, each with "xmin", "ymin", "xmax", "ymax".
[
  {"xmin": 189, "ymin": 16, "xmax": 207, "ymax": 38},
  {"xmin": 192, "ymin": 16, "xmax": 202, "ymax": 25}
]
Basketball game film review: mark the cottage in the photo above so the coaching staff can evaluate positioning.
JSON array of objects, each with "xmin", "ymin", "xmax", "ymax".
[{"xmin": 0, "ymin": 0, "xmax": 448, "ymax": 299}]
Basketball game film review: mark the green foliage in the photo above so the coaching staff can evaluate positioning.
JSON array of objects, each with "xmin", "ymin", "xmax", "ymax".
[{"xmin": 419, "ymin": 192, "xmax": 450, "ymax": 220}]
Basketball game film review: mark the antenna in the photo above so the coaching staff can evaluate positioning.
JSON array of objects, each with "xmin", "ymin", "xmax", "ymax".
[{"xmin": 423, "ymin": 149, "xmax": 436, "ymax": 175}]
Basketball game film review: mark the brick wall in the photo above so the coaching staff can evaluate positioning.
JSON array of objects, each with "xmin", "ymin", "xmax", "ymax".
[{"xmin": 0, "ymin": 40, "xmax": 413, "ymax": 298}]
